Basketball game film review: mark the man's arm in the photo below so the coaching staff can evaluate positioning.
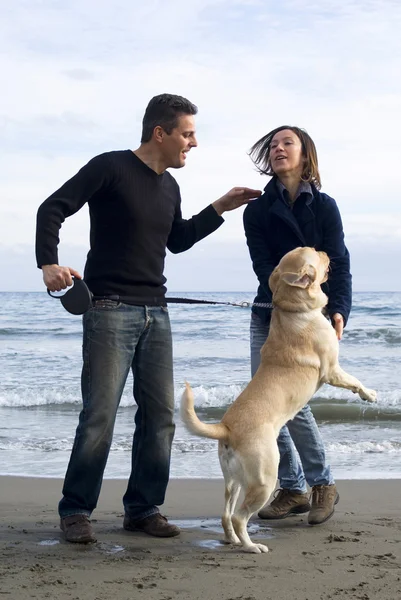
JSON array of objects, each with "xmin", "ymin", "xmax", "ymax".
[
  {"xmin": 243, "ymin": 202, "xmax": 276, "ymax": 299},
  {"xmin": 211, "ymin": 187, "xmax": 262, "ymax": 216},
  {"xmin": 167, "ymin": 186, "xmax": 261, "ymax": 254},
  {"xmin": 36, "ymin": 153, "xmax": 111, "ymax": 290}
]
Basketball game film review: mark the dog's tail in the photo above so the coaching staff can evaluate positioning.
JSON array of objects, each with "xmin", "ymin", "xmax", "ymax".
[{"xmin": 180, "ymin": 382, "xmax": 229, "ymax": 441}]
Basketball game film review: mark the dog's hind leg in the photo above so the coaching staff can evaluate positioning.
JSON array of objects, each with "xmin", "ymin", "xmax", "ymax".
[
  {"xmin": 231, "ymin": 481, "xmax": 275, "ymax": 554},
  {"xmin": 222, "ymin": 479, "xmax": 241, "ymax": 545},
  {"xmin": 219, "ymin": 443, "xmax": 242, "ymax": 544},
  {"xmin": 231, "ymin": 441, "xmax": 279, "ymax": 554}
]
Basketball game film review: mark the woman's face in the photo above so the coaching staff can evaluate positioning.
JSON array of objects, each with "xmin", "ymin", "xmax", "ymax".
[{"xmin": 269, "ymin": 129, "xmax": 304, "ymax": 178}]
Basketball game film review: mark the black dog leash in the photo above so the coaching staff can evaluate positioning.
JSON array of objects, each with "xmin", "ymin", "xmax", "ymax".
[
  {"xmin": 166, "ymin": 297, "xmax": 274, "ymax": 309},
  {"xmin": 47, "ymin": 279, "xmax": 273, "ymax": 315}
]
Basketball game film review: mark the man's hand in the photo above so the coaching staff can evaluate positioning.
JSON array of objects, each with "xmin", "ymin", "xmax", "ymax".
[
  {"xmin": 332, "ymin": 313, "xmax": 344, "ymax": 340},
  {"xmin": 42, "ymin": 264, "xmax": 82, "ymax": 292},
  {"xmin": 212, "ymin": 187, "xmax": 262, "ymax": 216}
]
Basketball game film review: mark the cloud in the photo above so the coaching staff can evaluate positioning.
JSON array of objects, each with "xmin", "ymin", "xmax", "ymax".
[
  {"xmin": 3, "ymin": 235, "xmax": 400, "ymax": 293},
  {"xmin": 1, "ymin": 0, "xmax": 400, "ymax": 290},
  {"xmin": 0, "ymin": 113, "xmax": 98, "ymax": 155},
  {"xmin": 62, "ymin": 69, "xmax": 96, "ymax": 81},
  {"xmin": 345, "ymin": 214, "xmax": 401, "ymax": 241}
]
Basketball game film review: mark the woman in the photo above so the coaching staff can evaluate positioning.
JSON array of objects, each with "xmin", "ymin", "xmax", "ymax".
[{"xmin": 243, "ymin": 126, "xmax": 352, "ymax": 525}]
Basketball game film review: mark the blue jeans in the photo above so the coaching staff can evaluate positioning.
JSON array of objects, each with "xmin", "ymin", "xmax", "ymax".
[
  {"xmin": 250, "ymin": 313, "xmax": 334, "ymax": 493},
  {"xmin": 59, "ymin": 301, "xmax": 175, "ymax": 521}
]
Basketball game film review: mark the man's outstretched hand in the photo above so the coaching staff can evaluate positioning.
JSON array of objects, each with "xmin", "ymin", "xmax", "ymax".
[
  {"xmin": 42, "ymin": 264, "xmax": 82, "ymax": 292},
  {"xmin": 212, "ymin": 187, "xmax": 262, "ymax": 216}
]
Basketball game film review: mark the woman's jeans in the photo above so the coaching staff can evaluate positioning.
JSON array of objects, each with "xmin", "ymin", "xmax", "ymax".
[
  {"xmin": 59, "ymin": 301, "xmax": 175, "ymax": 521},
  {"xmin": 250, "ymin": 312, "xmax": 334, "ymax": 493}
]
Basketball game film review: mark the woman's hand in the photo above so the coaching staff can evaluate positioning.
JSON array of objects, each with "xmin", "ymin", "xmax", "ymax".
[{"xmin": 332, "ymin": 313, "xmax": 344, "ymax": 340}]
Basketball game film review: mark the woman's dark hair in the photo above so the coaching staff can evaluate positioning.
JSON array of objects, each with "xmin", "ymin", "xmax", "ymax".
[
  {"xmin": 249, "ymin": 125, "xmax": 321, "ymax": 189},
  {"xmin": 141, "ymin": 93, "xmax": 198, "ymax": 143}
]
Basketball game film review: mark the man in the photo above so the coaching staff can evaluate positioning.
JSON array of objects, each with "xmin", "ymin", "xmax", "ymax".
[{"xmin": 35, "ymin": 93, "xmax": 261, "ymax": 544}]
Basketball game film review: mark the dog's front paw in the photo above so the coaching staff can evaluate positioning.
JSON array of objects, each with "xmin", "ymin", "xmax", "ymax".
[{"xmin": 359, "ymin": 388, "xmax": 377, "ymax": 403}]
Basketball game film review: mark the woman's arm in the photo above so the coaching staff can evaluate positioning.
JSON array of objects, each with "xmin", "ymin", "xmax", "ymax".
[{"xmin": 320, "ymin": 196, "xmax": 352, "ymax": 332}]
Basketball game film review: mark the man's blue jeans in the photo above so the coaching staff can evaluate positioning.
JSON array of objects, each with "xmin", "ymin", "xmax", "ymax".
[
  {"xmin": 250, "ymin": 312, "xmax": 334, "ymax": 493},
  {"xmin": 59, "ymin": 301, "xmax": 175, "ymax": 521}
]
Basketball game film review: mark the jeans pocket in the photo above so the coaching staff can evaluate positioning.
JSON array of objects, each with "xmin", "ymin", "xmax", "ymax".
[
  {"xmin": 161, "ymin": 306, "xmax": 169, "ymax": 313},
  {"xmin": 92, "ymin": 299, "xmax": 122, "ymax": 310}
]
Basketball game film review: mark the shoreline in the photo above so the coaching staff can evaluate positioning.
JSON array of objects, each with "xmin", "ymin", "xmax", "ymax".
[
  {"xmin": 3, "ymin": 472, "xmax": 401, "ymax": 479},
  {"xmin": 1, "ymin": 477, "xmax": 400, "ymax": 599}
]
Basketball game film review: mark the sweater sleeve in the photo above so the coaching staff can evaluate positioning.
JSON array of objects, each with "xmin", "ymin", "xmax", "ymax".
[
  {"xmin": 320, "ymin": 196, "xmax": 352, "ymax": 326},
  {"xmin": 243, "ymin": 202, "xmax": 275, "ymax": 299},
  {"xmin": 35, "ymin": 153, "xmax": 112, "ymax": 268},
  {"xmin": 166, "ymin": 188, "xmax": 224, "ymax": 254}
]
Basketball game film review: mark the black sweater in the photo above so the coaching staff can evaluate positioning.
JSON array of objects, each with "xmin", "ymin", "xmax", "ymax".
[{"xmin": 36, "ymin": 150, "xmax": 224, "ymax": 303}]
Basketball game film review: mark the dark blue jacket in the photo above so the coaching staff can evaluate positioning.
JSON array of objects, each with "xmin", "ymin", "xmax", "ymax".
[{"xmin": 243, "ymin": 177, "xmax": 352, "ymax": 325}]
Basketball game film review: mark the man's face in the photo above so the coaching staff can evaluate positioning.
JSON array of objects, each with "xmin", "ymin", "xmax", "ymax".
[{"xmin": 160, "ymin": 114, "xmax": 198, "ymax": 169}]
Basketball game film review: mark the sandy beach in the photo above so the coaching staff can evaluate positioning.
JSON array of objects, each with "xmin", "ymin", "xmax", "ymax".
[{"xmin": 0, "ymin": 477, "xmax": 400, "ymax": 600}]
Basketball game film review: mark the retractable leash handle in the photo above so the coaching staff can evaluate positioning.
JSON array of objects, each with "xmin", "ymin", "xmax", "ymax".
[{"xmin": 47, "ymin": 277, "xmax": 93, "ymax": 315}]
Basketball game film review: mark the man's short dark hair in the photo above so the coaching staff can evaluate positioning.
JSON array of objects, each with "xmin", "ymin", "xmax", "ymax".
[{"xmin": 141, "ymin": 94, "xmax": 198, "ymax": 143}]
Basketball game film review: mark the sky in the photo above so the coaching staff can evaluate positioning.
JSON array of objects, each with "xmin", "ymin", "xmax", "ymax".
[{"xmin": 1, "ymin": 0, "xmax": 400, "ymax": 292}]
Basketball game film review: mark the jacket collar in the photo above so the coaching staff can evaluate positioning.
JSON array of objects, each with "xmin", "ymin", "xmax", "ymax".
[
  {"xmin": 263, "ymin": 176, "xmax": 317, "ymax": 198},
  {"xmin": 276, "ymin": 179, "xmax": 313, "ymax": 206},
  {"xmin": 263, "ymin": 178, "xmax": 317, "ymax": 244}
]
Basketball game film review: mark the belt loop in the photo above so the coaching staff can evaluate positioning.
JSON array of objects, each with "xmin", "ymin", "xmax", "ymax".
[{"xmin": 144, "ymin": 306, "xmax": 151, "ymax": 328}]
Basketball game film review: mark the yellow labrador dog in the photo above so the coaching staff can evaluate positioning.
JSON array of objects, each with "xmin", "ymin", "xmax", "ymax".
[{"xmin": 180, "ymin": 246, "xmax": 377, "ymax": 554}]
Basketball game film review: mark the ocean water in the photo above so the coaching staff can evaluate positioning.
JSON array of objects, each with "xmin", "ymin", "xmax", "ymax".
[{"xmin": 0, "ymin": 291, "xmax": 400, "ymax": 480}]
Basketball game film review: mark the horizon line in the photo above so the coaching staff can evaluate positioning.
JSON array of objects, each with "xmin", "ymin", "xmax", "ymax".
[{"xmin": 0, "ymin": 290, "xmax": 400, "ymax": 294}]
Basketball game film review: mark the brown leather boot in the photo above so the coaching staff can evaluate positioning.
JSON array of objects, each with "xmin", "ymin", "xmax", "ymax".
[
  {"xmin": 60, "ymin": 514, "xmax": 96, "ymax": 543},
  {"xmin": 308, "ymin": 484, "xmax": 340, "ymax": 525},
  {"xmin": 258, "ymin": 488, "xmax": 311, "ymax": 520},
  {"xmin": 123, "ymin": 513, "xmax": 180, "ymax": 537}
]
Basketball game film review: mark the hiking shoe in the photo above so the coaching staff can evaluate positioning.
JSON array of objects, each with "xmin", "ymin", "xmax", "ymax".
[
  {"xmin": 123, "ymin": 513, "xmax": 180, "ymax": 538},
  {"xmin": 308, "ymin": 484, "xmax": 340, "ymax": 525},
  {"xmin": 60, "ymin": 514, "xmax": 96, "ymax": 543},
  {"xmin": 258, "ymin": 488, "xmax": 311, "ymax": 520}
]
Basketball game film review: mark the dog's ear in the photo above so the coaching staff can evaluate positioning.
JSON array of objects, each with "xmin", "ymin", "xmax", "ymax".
[
  {"xmin": 269, "ymin": 267, "xmax": 280, "ymax": 293},
  {"xmin": 282, "ymin": 265, "xmax": 317, "ymax": 288}
]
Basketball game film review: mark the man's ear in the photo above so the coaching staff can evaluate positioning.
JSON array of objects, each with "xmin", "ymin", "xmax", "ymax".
[
  {"xmin": 282, "ymin": 265, "xmax": 317, "ymax": 288},
  {"xmin": 153, "ymin": 125, "xmax": 164, "ymax": 143}
]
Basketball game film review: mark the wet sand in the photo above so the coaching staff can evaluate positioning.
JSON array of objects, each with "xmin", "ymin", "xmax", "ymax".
[{"xmin": 0, "ymin": 477, "xmax": 400, "ymax": 600}]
